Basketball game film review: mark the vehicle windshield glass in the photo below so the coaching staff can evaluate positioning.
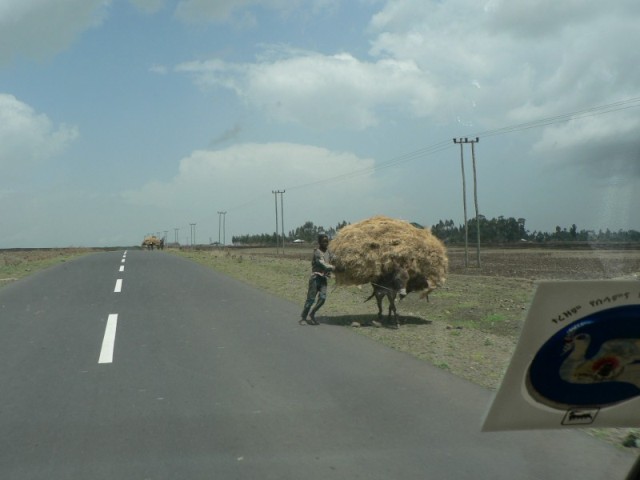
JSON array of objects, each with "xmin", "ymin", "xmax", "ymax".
[{"xmin": 1, "ymin": 1, "xmax": 639, "ymax": 479}]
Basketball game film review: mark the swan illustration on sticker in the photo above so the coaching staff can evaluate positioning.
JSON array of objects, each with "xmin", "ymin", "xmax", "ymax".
[{"xmin": 526, "ymin": 304, "xmax": 640, "ymax": 409}]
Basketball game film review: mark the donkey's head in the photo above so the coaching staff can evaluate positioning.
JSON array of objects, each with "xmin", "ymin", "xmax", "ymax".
[{"xmin": 390, "ymin": 264, "xmax": 410, "ymax": 299}]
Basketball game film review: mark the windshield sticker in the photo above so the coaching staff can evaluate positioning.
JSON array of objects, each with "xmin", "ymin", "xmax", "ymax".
[{"xmin": 482, "ymin": 281, "xmax": 640, "ymax": 432}]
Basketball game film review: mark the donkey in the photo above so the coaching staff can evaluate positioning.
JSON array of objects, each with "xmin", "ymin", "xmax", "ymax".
[
  {"xmin": 365, "ymin": 268, "xmax": 435, "ymax": 328},
  {"xmin": 364, "ymin": 266, "xmax": 410, "ymax": 328}
]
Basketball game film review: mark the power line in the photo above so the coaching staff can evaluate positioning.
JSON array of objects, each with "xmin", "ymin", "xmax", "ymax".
[{"xmin": 473, "ymin": 96, "xmax": 640, "ymax": 139}]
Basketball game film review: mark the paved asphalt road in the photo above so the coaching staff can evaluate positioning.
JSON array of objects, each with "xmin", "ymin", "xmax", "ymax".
[{"xmin": 0, "ymin": 250, "xmax": 636, "ymax": 479}]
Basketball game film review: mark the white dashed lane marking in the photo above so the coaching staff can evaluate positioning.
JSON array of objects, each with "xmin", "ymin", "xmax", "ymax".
[
  {"xmin": 98, "ymin": 314, "xmax": 118, "ymax": 364},
  {"xmin": 101, "ymin": 252, "xmax": 127, "ymax": 363}
]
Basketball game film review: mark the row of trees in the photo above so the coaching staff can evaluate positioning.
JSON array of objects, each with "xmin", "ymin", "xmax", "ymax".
[
  {"xmin": 232, "ymin": 216, "xmax": 640, "ymax": 246},
  {"xmin": 288, "ymin": 220, "xmax": 350, "ymax": 243},
  {"xmin": 232, "ymin": 220, "xmax": 350, "ymax": 245},
  {"xmin": 432, "ymin": 216, "xmax": 640, "ymax": 244}
]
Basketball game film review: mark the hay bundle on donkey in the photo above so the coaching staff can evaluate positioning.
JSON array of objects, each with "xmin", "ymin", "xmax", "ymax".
[{"xmin": 331, "ymin": 215, "xmax": 448, "ymax": 289}]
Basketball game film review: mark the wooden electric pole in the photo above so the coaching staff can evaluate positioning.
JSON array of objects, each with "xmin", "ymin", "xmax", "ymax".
[
  {"xmin": 272, "ymin": 190, "xmax": 285, "ymax": 254},
  {"xmin": 217, "ymin": 211, "xmax": 227, "ymax": 246},
  {"xmin": 189, "ymin": 223, "xmax": 196, "ymax": 247},
  {"xmin": 453, "ymin": 137, "xmax": 481, "ymax": 268},
  {"xmin": 280, "ymin": 191, "xmax": 285, "ymax": 254}
]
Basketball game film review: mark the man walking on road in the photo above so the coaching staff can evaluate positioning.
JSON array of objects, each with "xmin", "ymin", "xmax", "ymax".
[{"xmin": 300, "ymin": 233, "xmax": 335, "ymax": 325}]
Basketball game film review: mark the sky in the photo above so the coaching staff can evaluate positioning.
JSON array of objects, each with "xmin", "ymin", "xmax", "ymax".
[{"xmin": 1, "ymin": 0, "xmax": 639, "ymax": 248}]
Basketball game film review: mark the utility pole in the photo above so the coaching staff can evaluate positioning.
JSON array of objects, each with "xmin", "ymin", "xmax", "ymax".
[
  {"xmin": 272, "ymin": 191, "xmax": 279, "ymax": 253},
  {"xmin": 470, "ymin": 139, "xmax": 481, "ymax": 267},
  {"xmin": 174, "ymin": 228, "xmax": 179, "ymax": 245},
  {"xmin": 217, "ymin": 211, "xmax": 227, "ymax": 246},
  {"xmin": 453, "ymin": 137, "xmax": 481, "ymax": 268},
  {"xmin": 454, "ymin": 138, "xmax": 469, "ymax": 268},
  {"xmin": 189, "ymin": 223, "xmax": 196, "ymax": 247},
  {"xmin": 280, "ymin": 191, "xmax": 285, "ymax": 254},
  {"xmin": 224, "ymin": 212, "xmax": 227, "ymax": 245},
  {"xmin": 217, "ymin": 211, "xmax": 225, "ymax": 246},
  {"xmin": 272, "ymin": 190, "xmax": 285, "ymax": 254}
]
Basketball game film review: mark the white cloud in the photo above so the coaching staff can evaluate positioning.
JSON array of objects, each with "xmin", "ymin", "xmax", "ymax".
[
  {"xmin": 173, "ymin": 1, "xmax": 640, "ymax": 135},
  {"xmin": 368, "ymin": 1, "xmax": 640, "ymax": 114},
  {"xmin": 0, "ymin": 94, "xmax": 79, "ymax": 182},
  {"xmin": 124, "ymin": 142, "xmax": 376, "ymax": 207},
  {"xmin": 172, "ymin": 0, "xmax": 640, "ymax": 186},
  {"xmin": 533, "ymin": 111, "xmax": 640, "ymax": 180},
  {"xmin": 169, "ymin": 0, "xmax": 640, "ymax": 188},
  {"xmin": 122, "ymin": 142, "xmax": 384, "ymax": 235},
  {"xmin": 177, "ymin": 49, "xmax": 439, "ymax": 130},
  {"xmin": 483, "ymin": 0, "xmax": 603, "ymax": 38},
  {"xmin": 0, "ymin": 0, "xmax": 109, "ymax": 65},
  {"xmin": 534, "ymin": 113, "xmax": 638, "ymax": 153},
  {"xmin": 366, "ymin": 0, "xmax": 640, "ymax": 175}
]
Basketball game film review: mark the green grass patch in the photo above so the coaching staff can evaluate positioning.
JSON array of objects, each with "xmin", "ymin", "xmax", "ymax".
[{"xmin": 484, "ymin": 313, "xmax": 507, "ymax": 323}]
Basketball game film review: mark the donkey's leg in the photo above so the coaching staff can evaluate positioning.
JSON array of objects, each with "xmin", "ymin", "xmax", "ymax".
[
  {"xmin": 388, "ymin": 293, "xmax": 399, "ymax": 329},
  {"xmin": 375, "ymin": 290, "xmax": 385, "ymax": 320}
]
